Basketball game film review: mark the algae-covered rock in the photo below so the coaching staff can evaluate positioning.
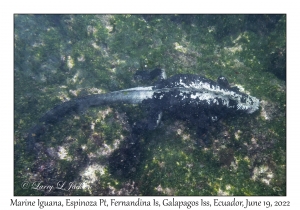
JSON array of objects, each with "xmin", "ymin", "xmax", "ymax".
[{"xmin": 14, "ymin": 14, "xmax": 285, "ymax": 196}]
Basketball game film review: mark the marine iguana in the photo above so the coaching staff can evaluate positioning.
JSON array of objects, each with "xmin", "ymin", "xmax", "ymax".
[{"xmin": 26, "ymin": 68, "xmax": 259, "ymax": 151}]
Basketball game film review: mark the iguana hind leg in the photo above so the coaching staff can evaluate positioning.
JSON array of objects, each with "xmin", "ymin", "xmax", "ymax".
[{"xmin": 134, "ymin": 68, "xmax": 167, "ymax": 82}]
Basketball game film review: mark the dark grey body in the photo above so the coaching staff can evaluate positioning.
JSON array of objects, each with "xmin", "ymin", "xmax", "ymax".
[{"xmin": 26, "ymin": 69, "xmax": 259, "ymax": 151}]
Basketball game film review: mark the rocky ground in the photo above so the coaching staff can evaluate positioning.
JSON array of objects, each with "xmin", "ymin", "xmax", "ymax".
[{"xmin": 14, "ymin": 14, "xmax": 286, "ymax": 195}]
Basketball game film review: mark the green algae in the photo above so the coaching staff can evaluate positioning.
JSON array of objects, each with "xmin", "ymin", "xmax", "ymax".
[{"xmin": 14, "ymin": 14, "xmax": 286, "ymax": 196}]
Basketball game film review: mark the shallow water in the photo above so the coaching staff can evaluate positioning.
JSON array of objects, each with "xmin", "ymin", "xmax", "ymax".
[{"xmin": 14, "ymin": 14, "xmax": 286, "ymax": 196}]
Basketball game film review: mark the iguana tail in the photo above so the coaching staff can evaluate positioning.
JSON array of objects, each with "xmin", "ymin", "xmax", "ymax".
[{"xmin": 26, "ymin": 87, "xmax": 155, "ymax": 151}]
